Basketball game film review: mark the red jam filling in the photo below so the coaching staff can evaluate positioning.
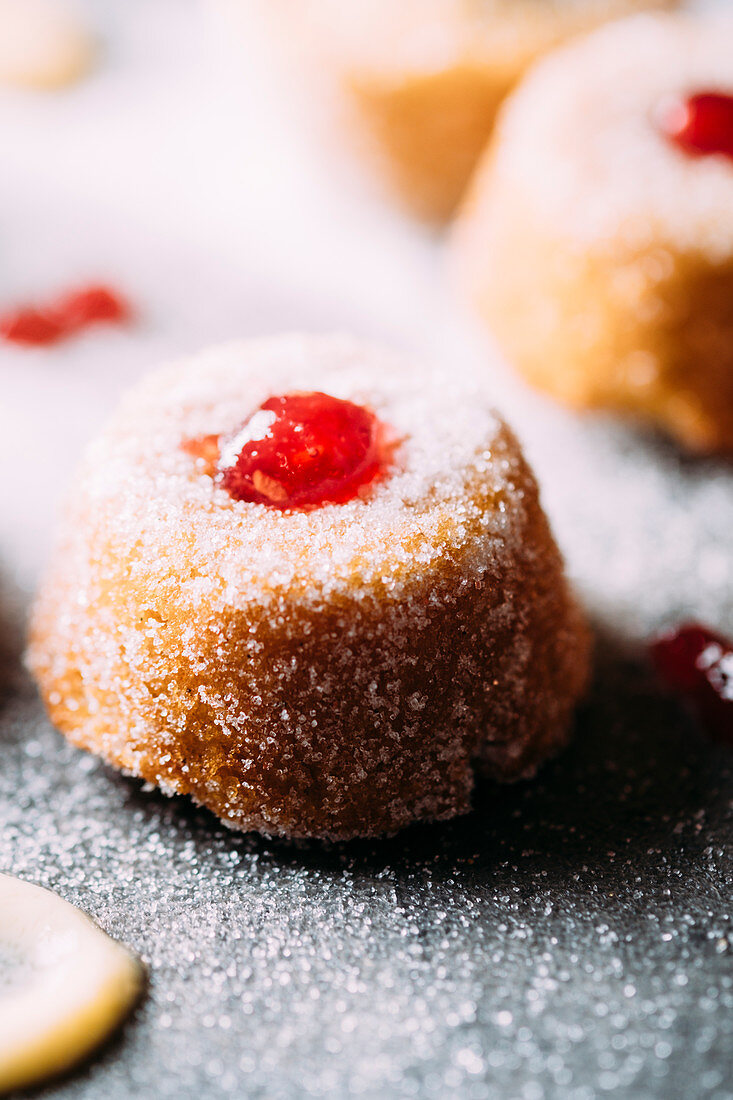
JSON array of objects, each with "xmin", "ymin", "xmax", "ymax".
[
  {"xmin": 187, "ymin": 392, "xmax": 394, "ymax": 510},
  {"xmin": 0, "ymin": 284, "xmax": 129, "ymax": 346},
  {"xmin": 659, "ymin": 91, "xmax": 733, "ymax": 161},
  {"xmin": 220, "ymin": 392, "xmax": 392, "ymax": 509},
  {"xmin": 650, "ymin": 623, "xmax": 733, "ymax": 745}
]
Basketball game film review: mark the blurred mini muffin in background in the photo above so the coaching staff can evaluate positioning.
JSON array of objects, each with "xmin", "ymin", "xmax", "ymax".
[
  {"xmin": 453, "ymin": 12, "xmax": 733, "ymax": 454},
  {"xmin": 0, "ymin": 0, "xmax": 94, "ymax": 90},
  {"xmin": 258, "ymin": 0, "xmax": 677, "ymax": 221}
]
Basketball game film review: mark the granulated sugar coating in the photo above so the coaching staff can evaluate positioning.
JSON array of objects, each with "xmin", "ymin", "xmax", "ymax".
[
  {"xmin": 455, "ymin": 12, "xmax": 733, "ymax": 453},
  {"xmin": 27, "ymin": 334, "xmax": 589, "ymax": 840}
]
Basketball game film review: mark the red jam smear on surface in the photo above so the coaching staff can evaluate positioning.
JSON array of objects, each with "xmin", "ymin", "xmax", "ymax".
[
  {"xmin": 195, "ymin": 392, "xmax": 394, "ymax": 510},
  {"xmin": 659, "ymin": 91, "xmax": 733, "ymax": 161},
  {"xmin": 0, "ymin": 284, "xmax": 129, "ymax": 346},
  {"xmin": 0, "ymin": 307, "xmax": 65, "ymax": 346},
  {"xmin": 650, "ymin": 623, "xmax": 733, "ymax": 745}
]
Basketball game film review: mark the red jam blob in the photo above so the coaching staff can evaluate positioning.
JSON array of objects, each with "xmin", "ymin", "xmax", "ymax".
[
  {"xmin": 0, "ymin": 307, "xmax": 65, "ymax": 346},
  {"xmin": 54, "ymin": 285, "xmax": 129, "ymax": 329},
  {"xmin": 659, "ymin": 91, "xmax": 733, "ymax": 161},
  {"xmin": 0, "ymin": 283, "xmax": 129, "ymax": 346},
  {"xmin": 217, "ymin": 392, "xmax": 391, "ymax": 510},
  {"xmin": 650, "ymin": 622, "xmax": 733, "ymax": 745}
]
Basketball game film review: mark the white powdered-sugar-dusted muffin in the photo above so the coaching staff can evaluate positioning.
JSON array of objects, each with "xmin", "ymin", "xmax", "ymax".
[
  {"xmin": 275, "ymin": 0, "xmax": 677, "ymax": 220},
  {"xmin": 28, "ymin": 334, "xmax": 589, "ymax": 840},
  {"xmin": 455, "ymin": 12, "xmax": 733, "ymax": 453}
]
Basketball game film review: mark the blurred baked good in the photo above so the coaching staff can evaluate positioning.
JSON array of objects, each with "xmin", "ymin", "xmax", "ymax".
[
  {"xmin": 0, "ymin": 0, "xmax": 94, "ymax": 90},
  {"xmin": 28, "ymin": 334, "xmax": 589, "ymax": 840},
  {"xmin": 283, "ymin": 0, "xmax": 677, "ymax": 220},
  {"xmin": 454, "ymin": 13, "xmax": 733, "ymax": 453}
]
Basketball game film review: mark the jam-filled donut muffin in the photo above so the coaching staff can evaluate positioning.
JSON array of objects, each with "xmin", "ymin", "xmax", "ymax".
[
  {"xmin": 284, "ymin": 0, "xmax": 676, "ymax": 220},
  {"xmin": 28, "ymin": 335, "xmax": 589, "ymax": 840},
  {"xmin": 455, "ymin": 13, "xmax": 733, "ymax": 453}
]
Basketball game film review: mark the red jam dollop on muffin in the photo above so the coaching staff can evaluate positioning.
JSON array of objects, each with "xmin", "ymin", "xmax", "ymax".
[
  {"xmin": 216, "ymin": 392, "xmax": 393, "ymax": 509},
  {"xmin": 659, "ymin": 91, "xmax": 733, "ymax": 160}
]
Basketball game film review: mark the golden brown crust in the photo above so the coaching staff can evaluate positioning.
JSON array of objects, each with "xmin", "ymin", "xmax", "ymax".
[
  {"xmin": 458, "ymin": 183, "xmax": 733, "ymax": 452},
  {"xmin": 28, "ymin": 336, "xmax": 590, "ymax": 840},
  {"xmin": 346, "ymin": 64, "xmax": 507, "ymax": 222}
]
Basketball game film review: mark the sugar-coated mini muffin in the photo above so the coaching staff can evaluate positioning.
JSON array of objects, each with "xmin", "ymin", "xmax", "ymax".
[
  {"xmin": 28, "ymin": 335, "xmax": 589, "ymax": 840},
  {"xmin": 455, "ymin": 13, "xmax": 733, "ymax": 453},
  {"xmin": 288, "ymin": 0, "xmax": 676, "ymax": 220}
]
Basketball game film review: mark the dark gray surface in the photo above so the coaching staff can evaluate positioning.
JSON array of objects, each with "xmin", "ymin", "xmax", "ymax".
[{"xmin": 1, "ymin": 584, "xmax": 731, "ymax": 1100}]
